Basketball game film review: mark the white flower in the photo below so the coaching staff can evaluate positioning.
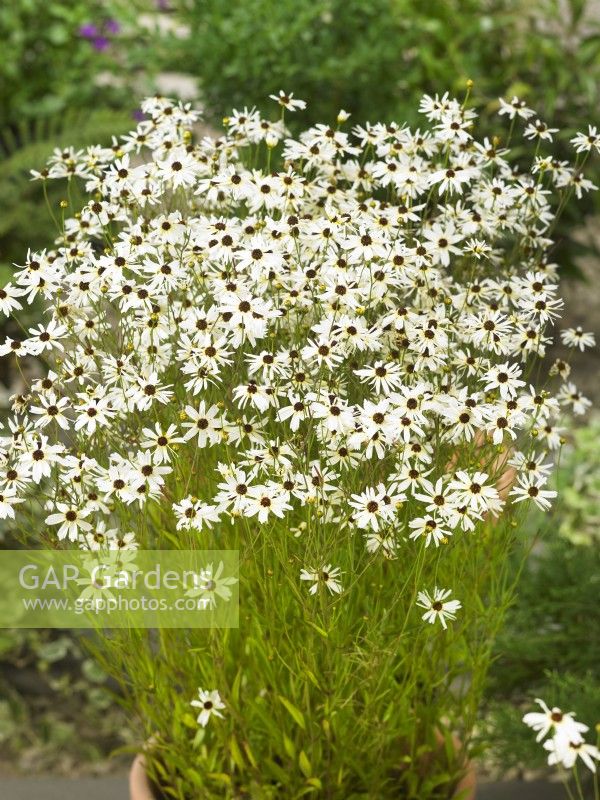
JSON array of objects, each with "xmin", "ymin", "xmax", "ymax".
[
  {"xmin": 448, "ymin": 471, "xmax": 503, "ymax": 516},
  {"xmin": 276, "ymin": 395, "xmax": 309, "ymax": 432},
  {"xmin": 73, "ymin": 392, "xmax": 116, "ymax": 435},
  {"xmin": 556, "ymin": 383, "xmax": 592, "ymax": 416},
  {"xmin": 482, "ymin": 362, "xmax": 525, "ymax": 400},
  {"xmin": 509, "ymin": 476, "xmax": 557, "ymax": 510},
  {"xmin": 244, "ymin": 484, "xmax": 292, "ymax": 523},
  {"xmin": 349, "ymin": 485, "xmax": 396, "ymax": 532},
  {"xmin": 181, "ymin": 402, "xmax": 223, "ymax": 447},
  {"xmin": 269, "ymin": 90, "xmax": 306, "ymax": 111},
  {"xmin": 408, "ymin": 513, "xmax": 451, "ymax": 548},
  {"xmin": 354, "ymin": 361, "xmax": 404, "ymax": 395},
  {"xmin": 141, "ymin": 423, "xmax": 185, "ymax": 463},
  {"xmin": 524, "ymin": 119, "xmax": 558, "ymax": 142},
  {"xmin": 173, "ymin": 497, "xmax": 222, "ymax": 531},
  {"xmin": 157, "ymin": 148, "xmax": 199, "ymax": 189},
  {"xmin": 571, "ymin": 125, "xmax": 600, "ymax": 154},
  {"xmin": 560, "ymin": 326, "xmax": 596, "ymax": 351},
  {"xmin": 0, "ymin": 283, "xmax": 23, "ymax": 316},
  {"xmin": 544, "ymin": 737, "xmax": 600, "ymax": 773},
  {"xmin": 29, "ymin": 394, "xmax": 71, "ymax": 430},
  {"xmin": 18, "ymin": 436, "xmax": 64, "ymax": 484},
  {"xmin": 127, "ymin": 371, "xmax": 174, "ymax": 411},
  {"xmin": 413, "ymin": 478, "xmax": 459, "ymax": 525},
  {"xmin": 416, "ymin": 587, "xmax": 461, "ymax": 630},
  {"xmin": 80, "ymin": 521, "xmax": 137, "ymax": 551},
  {"xmin": 428, "ymin": 166, "xmax": 477, "ymax": 196},
  {"xmin": 0, "ymin": 487, "xmax": 24, "ymax": 519},
  {"xmin": 191, "ymin": 689, "xmax": 226, "ymax": 727},
  {"xmin": 498, "ymin": 96, "xmax": 535, "ymax": 120},
  {"xmin": 523, "ymin": 699, "xmax": 588, "ymax": 744},
  {"xmin": 46, "ymin": 502, "xmax": 92, "ymax": 541},
  {"xmin": 300, "ymin": 564, "xmax": 343, "ymax": 595}
]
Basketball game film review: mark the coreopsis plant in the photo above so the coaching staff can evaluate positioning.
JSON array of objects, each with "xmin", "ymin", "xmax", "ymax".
[{"xmin": 1, "ymin": 88, "xmax": 597, "ymax": 798}]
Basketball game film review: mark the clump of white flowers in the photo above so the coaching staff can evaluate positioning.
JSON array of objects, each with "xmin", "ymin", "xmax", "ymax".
[
  {"xmin": 1, "ymin": 89, "xmax": 597, "ymax": 797},
  {"xmin": 524, "ymin": 699, "xmax": 600, "ymax": 779},
  {"xmin": 3, "ymin": 92, "xmax": 593, "ymax": 559}
]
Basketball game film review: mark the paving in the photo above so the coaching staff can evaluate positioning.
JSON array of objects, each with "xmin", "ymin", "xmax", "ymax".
[{"xmin": 0, "ymin": 775, "xmax": 572, "ymax": 800}]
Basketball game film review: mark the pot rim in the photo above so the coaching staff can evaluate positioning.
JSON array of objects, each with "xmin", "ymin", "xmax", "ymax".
[{"xmin": 129, "ymin": 752, "xmax": 476, "ymax": 800}]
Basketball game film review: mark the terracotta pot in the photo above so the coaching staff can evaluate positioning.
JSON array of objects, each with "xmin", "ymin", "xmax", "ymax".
[
  {"xmin": 453, "ymin": 762, "xmax": 477, "ymax": 799},
  {"xmin": 130, "ymin": 752, "xmax": 155, "ymax": 800},
  {"xmin": 129, "ymin": 752, "xmax": 476, "ymax": 800}
]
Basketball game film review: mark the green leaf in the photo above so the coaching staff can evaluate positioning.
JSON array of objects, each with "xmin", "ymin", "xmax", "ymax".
[
  {"xmin": 229, "ymin": 735, "xmax": 245, "ymax": 769},
  {"xmin": 207, "ymin": 772, "xmax": 231, "ymax": 786},
  {"xmin": 305, "ymin": 620, "xmax": 328, "ymax": 638},
  {"xmin": 278, "ymin": 695, "xmax": 306, "ymax": 729},
  {"xmin": 283, "ymin": 733, "xmax": 296, "ymax": 758},
  {"xmin": 231, "ymin": 666, "xmax": 243, "ymax": 704},
  {"xmin": 243, "ymin": 740, "xmax": 257, "ymax": 768},
  {"xmin": 36, "ymin": 637, "xmax": 69, "ymax": 663},
  {"xmin": 298, "ymin": 750, "xmax": 311, "ymax": 778},
  {"xmin": 181, "ymin": 712, "xmax": 198, "ymax": 729},
  {"xmin": 303, "ymin": 667, "xmax": 321, "ymax": 689}
]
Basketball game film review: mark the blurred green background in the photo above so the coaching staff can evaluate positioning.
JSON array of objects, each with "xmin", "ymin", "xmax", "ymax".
[{"xmin": 0, "ymin": 0, "xmax": 599, "ymax": 778}]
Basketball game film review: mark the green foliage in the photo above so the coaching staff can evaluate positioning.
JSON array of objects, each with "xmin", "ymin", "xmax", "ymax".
[
  {"xmin": 169, "ymin": 0, "xmax": 600, "ymax": 276},
  {"xmin": 480, "ymin": 420, "xmax": 600, "ymax": 771},
  {"xmin": 491, "ymin": 535, "xmax": 600, "ymax": 693},
  {"xmin": 172, "ymin": 0, "xmax": 600, "ymax": 128},
  {"xmin": 552, "ymin": 416, "xmax": 600, "ymax": 546},
  {"xmin": 0, "ymin": 0, "xmax": 156, "ymax": 301},
  {"xmin": 88, "ymin": 445, "xmax": 525, "ymax": 799},
  {"xmin": 0, "ymin": 628, "xmax": 130, "ymax": 771},
  {"xmin": 0, "ymin": 0, "xmax": 151, "ymax": 131},
  {"xmin": 0, "ymin": 108, "xmax": 132, "ymax": 270}
]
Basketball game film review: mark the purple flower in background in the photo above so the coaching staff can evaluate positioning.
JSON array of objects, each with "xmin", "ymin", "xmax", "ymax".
[
  {"xmin": 105, "ymin": 18, "xmax": 121, "ymax": 35},
  {"xmin": 132, "ymin": 109, "xmax": 148, "ymax": 122},
  {"xmin": 156, "ymin": 0, "xmax": 171, "ymax": 9},
  {"xmin": 79, "ymin": 23, "xmax": 99, "ymax": 39},
  {"xmin": 92, "ymin": 36, "xmax": 110, "ymax": 52},
  {"xmin": 78, "ymin": 17, "xmax": 121, "ymax": 49}
]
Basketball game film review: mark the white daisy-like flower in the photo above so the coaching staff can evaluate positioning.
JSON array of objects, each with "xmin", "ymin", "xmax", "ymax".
[
  {"xmin": 498, "ymin": 96, "xmax": 535, "ymax": 120},
  {"xmin": 544, "ymin": 737, "xmax": 600, "ymax": 773},
  {"xmin": 191, "ymin": 688, "xmax": 226, "ymax": 727},
  {"xmin": 45, "ymin": 502, "xmax": 92, "ymax": 541},
  {"xmin": 524, "ymin": 119, "xmax": 558, "ymax": 142},
  {"xmin": 416, "ymin": 587, "xmax": 462, "ymax": 630},
  {"xmin": 560, "ymin": 326, "xmax": 596, "ymax": 351},
  {"xmin": 349, "ymin": 485, "xmax": 396, "ymax": 532},
  {"xmin": 571, "ymin": 125, "xmax": 600, "ymax": 155},
  {"xmin": 300, "ymin": 564, "xmax": 343, "ymax": 595},
  {"xmin": 523, "ymin": 699, "xmax": 588, "ymax": 744},
  {"xmin": 509, "ymin": 476, "xmax": 557, "ymax": 510},
  {"xmin": 269, "ymin": 90, "xmax": 306, "ymax": 111}
]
